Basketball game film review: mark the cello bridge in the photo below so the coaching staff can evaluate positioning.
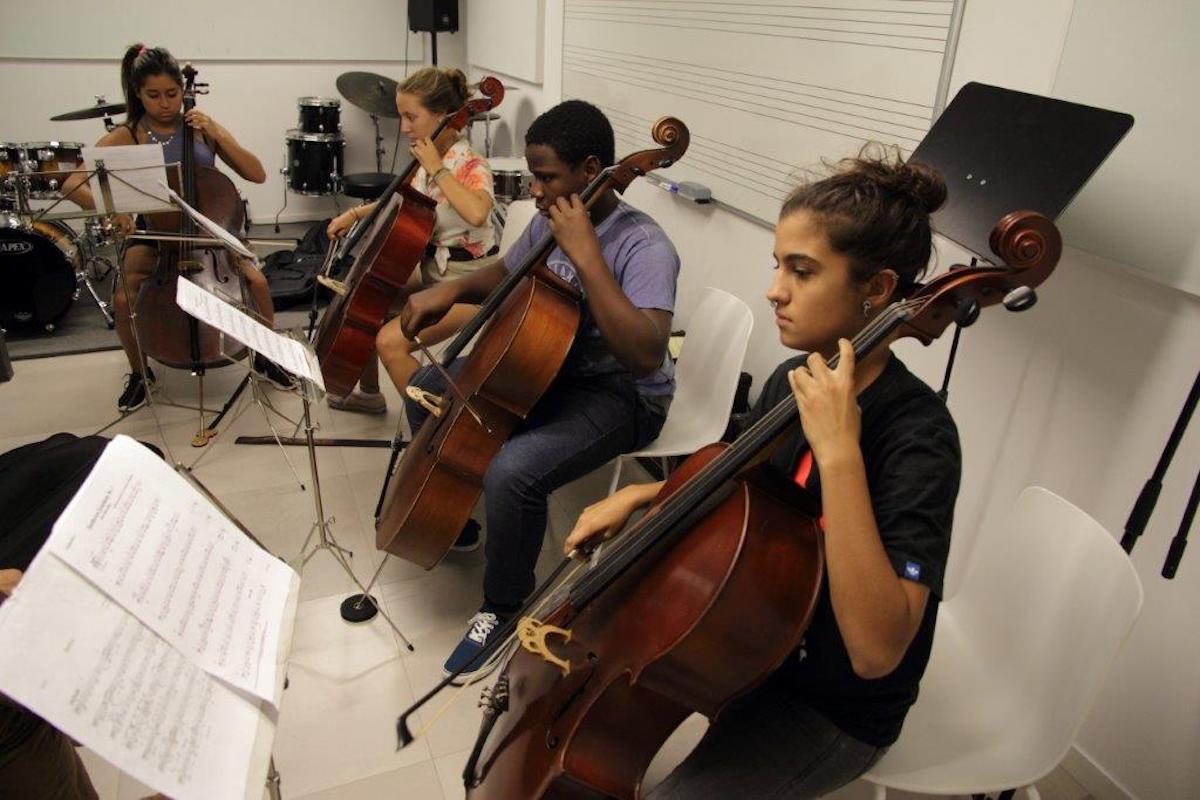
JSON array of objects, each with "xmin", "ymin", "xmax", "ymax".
[
  {"xmin": 516, "ymin": 616, "xmax": 572, "ymax": 676},
  {"xmin": 316, "ymin": 275, "xmax": 348, "ymax": 296},
  {"xmin": 405, "ymin": 386, "xmax": 444, "ymax": 417}
]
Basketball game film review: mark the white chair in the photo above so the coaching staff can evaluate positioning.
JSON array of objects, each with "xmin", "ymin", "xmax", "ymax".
[
  {"xmin": 864, "ymin": 486, "xmax": 1144, "ymax": 800},
  {"xmin": 497, "ymin": 199, "xmax": 538, "ymax": 256},
  {"xmin": 608, "ymin": 287, "xmax": 753, "ymax": 495}
]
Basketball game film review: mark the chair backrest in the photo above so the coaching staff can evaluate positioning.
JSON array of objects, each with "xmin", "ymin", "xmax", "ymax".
[
  {"xmin": 657, "ymin": 287, "xmax": 754, "ymax": 448},
  {"xmin": 959, "ymin": 487, "xmax": 1142, "ymax": 751},
  {"xmin": 868, "ymin": 486, "xmax": 1143, "ymax": 791},
  {"xmin": 498, "ymin": 200, "xmax": 538, "ymax": 256}
]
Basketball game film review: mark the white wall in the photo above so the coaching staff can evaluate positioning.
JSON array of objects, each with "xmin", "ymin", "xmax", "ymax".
[
  {"xmin": 542, "ymin": 1, "xmax": 1199, "ymax": 797},
  {"xmin": 0, "ymin": 23, "xmax": 468, "ymax": 225}
]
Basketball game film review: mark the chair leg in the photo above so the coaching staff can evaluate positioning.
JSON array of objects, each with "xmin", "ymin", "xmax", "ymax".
[
  {"xmin": 871, "ymin": 784, "xmax": 887, "ymax": 800},
  {"xmin": 1024, "ymin": 786, "xmax": 1041, "ymax": 800},
  {"xmin": 608, "ymin": 457, "xmax": 624, "ymax": 496}
]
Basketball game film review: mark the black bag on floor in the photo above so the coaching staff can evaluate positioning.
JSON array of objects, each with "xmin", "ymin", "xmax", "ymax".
[
  {"xmin": 262, "ymin": 219, "xmax": 334, "ymax": 309},
  {"xmin": 0, "ymin": 433, "xmax": 162, "ymax": 571}
]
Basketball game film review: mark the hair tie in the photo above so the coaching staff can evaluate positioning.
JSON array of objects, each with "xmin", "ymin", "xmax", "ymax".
[{"xmin": 137, "ymin": 45, "xmax": 149, "ymax": 57}]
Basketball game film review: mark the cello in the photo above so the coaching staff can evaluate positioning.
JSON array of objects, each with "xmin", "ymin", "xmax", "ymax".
[
  {"xmin": 374, "ymin": 117, "xmax": 690, "ymax": 568},
  {"xmin": 134, "ymin": 63, "xmax": 258, "ymax": 369},
  {"xmin": 313, "ymin": 77, "xmax": 504, "ymax": 397},
  {"xmin": 394, "ymin": 210, "xmax": 1061, "ymax": 798}
]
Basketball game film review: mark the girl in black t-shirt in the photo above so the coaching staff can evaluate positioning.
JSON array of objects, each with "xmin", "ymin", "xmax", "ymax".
[{"xmin": 564, "ymin": 150, "xmax": 961, "ymax": 798}]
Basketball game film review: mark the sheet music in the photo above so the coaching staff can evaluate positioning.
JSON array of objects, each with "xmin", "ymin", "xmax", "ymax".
[
  {"xmin": 175, "ymin": 277, "xmax": 325, "ymax": 391},
  {"xmin": 43, "ymin": 436, "xmax": 296, "ymax": 704},
  {"xmin": 0, "ymin": 553, "xmax": 269, "ymax": 800},
  {"xmin": 164, "ymin": 185, "xmax": 257, "ymax": 261},
  {"xmin": 82, "ymin": 144, "xmax": 174, "ymax": 215}
]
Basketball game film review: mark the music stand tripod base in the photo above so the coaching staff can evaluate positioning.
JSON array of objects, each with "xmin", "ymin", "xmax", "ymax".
[{"xmin": 340, "ymin": 592, "xmax": 380, "ymax": 622}]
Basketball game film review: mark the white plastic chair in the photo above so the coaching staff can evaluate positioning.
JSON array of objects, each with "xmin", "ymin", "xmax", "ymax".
[
  {"xmin": 498, "ymin": 199, "xmax": 538, "ymax": 256},
  {"xmin": 864, "ymin": 486, "xmax": 1143, "ymax": 800},
  {"xmin": 608, "ymin": 287, "xmax": 753, "ymax": 495}
]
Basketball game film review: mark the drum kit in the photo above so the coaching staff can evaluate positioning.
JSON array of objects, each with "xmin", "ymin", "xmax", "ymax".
[
  {"xmin": 275, "ymin": 72, "xmax": 533, "ymax": 227},
  {"xmin": 1, "ymin": 101, "xmax": 124, "ymax": 334}
]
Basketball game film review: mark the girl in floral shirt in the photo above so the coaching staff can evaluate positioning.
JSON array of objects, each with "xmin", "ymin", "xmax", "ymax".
[{"xmin": 326, "ymin": 67, "xmax": 497, "ymax": 412}]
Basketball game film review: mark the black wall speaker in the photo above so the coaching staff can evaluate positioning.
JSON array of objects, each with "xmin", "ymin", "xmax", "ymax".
[{"xmin": 409, "ymin": 0, "xmax": 459, "ymax": 33}]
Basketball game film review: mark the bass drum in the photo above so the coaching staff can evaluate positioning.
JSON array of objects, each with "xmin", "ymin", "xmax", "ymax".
[{"xmin": 0, "ymin": 216, "xmax": 79, "ymax": 333}]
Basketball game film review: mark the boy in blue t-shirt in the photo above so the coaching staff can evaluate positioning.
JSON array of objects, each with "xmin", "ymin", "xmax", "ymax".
[{"xmin": 387, "ymin": 100, "xmax": 681, "ymax": 681}]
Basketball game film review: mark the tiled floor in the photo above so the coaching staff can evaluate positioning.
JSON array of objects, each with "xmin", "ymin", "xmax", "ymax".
[{"xmin": 3, "ymin": 350, "xmax": 1093, "ymax": 800}]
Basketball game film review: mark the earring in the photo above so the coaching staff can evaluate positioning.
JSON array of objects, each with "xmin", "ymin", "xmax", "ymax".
[{"xmin": 862, "ymin": 300, "xmax": 872, "ymax": 318}]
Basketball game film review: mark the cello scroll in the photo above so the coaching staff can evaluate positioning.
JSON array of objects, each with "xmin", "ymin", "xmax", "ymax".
[{"xmin": 603, "ymin": 116, "xmax": 690, "ymax": 194}]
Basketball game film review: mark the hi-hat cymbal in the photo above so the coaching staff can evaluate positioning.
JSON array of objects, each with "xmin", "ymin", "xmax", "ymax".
[
  {"xmin": 51, "ymin": 101, "xmax": 127, "ymax": 122},
  {"xmin": 470, "ymin": 112, "xmax": 501, "ymax": 123},
  {"xmin": 336, "ymin": 71, "xmax": 400, "ymax": 118}
]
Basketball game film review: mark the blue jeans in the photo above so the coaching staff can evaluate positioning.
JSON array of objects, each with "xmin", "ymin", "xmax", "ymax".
[
  {"xmin": 406, "ymin": 362, "xmax": 667, "ymax": 607},
  {"xmin": 647, "ymin": 675, "xmax": 887, "ymax": 799}
]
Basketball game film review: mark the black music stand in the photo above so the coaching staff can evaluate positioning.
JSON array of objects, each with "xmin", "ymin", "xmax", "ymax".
[{"xmin": 911, "ymin": 81, "xmax": 1133, "ymax": 263}]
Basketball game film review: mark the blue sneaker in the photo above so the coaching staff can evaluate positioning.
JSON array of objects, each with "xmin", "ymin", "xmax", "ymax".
[
  {"xmin": 443, "ymin": 611, "xmax": 503, "ymax": 683},
  {"xmin": 450, "ymin": 519, "xmax": 481, "ymax": 552}
]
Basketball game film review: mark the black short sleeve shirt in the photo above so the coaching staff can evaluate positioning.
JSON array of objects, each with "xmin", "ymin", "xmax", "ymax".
[{"xmin": 742, "ymin": 354, "xmax": 961, "ymax": 747}]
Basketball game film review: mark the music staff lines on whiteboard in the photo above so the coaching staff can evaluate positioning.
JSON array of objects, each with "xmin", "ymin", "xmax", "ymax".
[
  {"xmin": 602, "ymin": 107, "xmax": 802, "ymax": 176},
  {"xmin": 601, "ymin": 104, "xmax": 807, "ymax": 172},
  {"xmin": 606, "ymin": 116, "xmax": 798, "ymax": 194},
  {"xmin": 564, "ymin": 63, "xmax": 924, "ymax": 147},
  {"xmin": 563, "ymin": 59, "xmax": 927, "ymax": 143},
  {"xmin": 568, "ymin": 2, "xmax": 954, "ymax": 33},
  {"xmin": 613, "ymin": 130, "xmax": 790, "ymax": 204},
  {"xmin": 566, "ymin": 50, "xmax": 930, "ymax": 132},
  {"xmin": 565, "ymin": 10, "xmax": 948, "ymax": 53},
  {"xmin": 568, "ymin": 43, "xmax": 933, "ymax": 119}
]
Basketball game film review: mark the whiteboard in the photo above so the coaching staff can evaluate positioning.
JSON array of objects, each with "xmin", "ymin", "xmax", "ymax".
[
  {"xmin": 2, "ymin": 0, "xmax": 424, "ymax": 62},
  {"xmin": 1051, "ymin": 0, "xmax": 1200, "ymax": 296},
  {"xmin": 561, "ymin": 0, "xmax": 964, "ymax": 225}
]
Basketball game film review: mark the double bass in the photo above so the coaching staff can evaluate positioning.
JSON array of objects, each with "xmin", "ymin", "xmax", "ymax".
[
  {"xmin": 375, "ymin": 118, "xmax": 690, "ymax": 568},
  {"xmin": 135, "ymin": 64, "xmax": 258, "ymax": 369},
  {"xmin": 396, "ymin": 211, "xmax": 1061, "ymax": 798},
  {"xmin": 313, "ymin": 77, "xmax": 504, "ymax": 397}
]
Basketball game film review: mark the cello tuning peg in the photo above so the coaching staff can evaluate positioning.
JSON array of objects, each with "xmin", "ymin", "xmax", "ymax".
[
  {"xmin": 1003, "ymin": 286, "xmax": 1037, "ymax": 312},
  {"xmin": 954, "ymin": 298, "xmax": 981, "ymax": 327}
]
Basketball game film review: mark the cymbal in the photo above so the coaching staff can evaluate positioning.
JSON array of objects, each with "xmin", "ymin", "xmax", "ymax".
[
  {"xmin": 470, "ymin": 112, "xmax": 501, "ymax": 123},
  {"xmin": 336, "ymin": 71, "xmax": 400, "ymax": 118},
  {"xmin": 51, "ymin": 101, "xmax": 127, "ymax": 122}
]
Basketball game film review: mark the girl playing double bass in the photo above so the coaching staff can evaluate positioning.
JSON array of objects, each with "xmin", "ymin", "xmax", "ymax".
[
  {"xmin": 62, "ymin": 44, "xmax": 287, "ymax": 411},
  {"xmin": 324, "ymin": 66, "xmax": 497, "ymax": 414},
  {"xmin": 566, "ymin": 151, "xmax": 961, "ymax": 797}
]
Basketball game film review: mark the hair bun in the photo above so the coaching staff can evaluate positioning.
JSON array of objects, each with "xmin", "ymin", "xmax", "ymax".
[
  {"xmin": 890, "ymin": 160, "xmax": 947, "ymax": 215},
  {"xmin": 444, "ymin": 68, "xmax": 471, "ymax": 102}
]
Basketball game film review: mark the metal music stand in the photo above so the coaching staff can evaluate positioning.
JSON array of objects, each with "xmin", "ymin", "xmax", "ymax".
[
  {"xmin": 907, "ymin": 82, "xmax": 1134, "ymax": 399},
  {"xmin": 911, "ymin": 82, "xmax": 1134, "ymax": 263}
]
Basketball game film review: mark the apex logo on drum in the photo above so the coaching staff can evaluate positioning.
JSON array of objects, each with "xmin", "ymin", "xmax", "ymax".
[{"xmin": 0, "ymin": 241, "xmax": 34, "ymax": 255}]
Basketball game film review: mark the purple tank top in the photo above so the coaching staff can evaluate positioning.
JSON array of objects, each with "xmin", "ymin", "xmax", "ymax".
[{"xmin": 138, "ymin": 119, "xmax": 216, "ymax": 170}]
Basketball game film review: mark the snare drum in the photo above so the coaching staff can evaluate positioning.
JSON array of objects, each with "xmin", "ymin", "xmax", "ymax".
[
  {"xmin": 298, "ymin": 97, "xmax": 342, "ymax": 134},
  {"xmin": 488, "ymin": 156, "xmax": 532, "ymax": 203},
  {"xmin": 0, "ymin": 215, "xmax": 79, "ymax": 332},
  {"xmin": 23, "ymin": 141, "xmax": 84, "ymax": 198},
  {"xmin": 284, "ymin": 130, "xmax": 344, "ymax": 196}
]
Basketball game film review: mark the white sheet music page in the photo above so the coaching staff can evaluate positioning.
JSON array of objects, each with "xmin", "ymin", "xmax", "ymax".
[
  {"xmin": 163, "ymin": 184, "xmax": 257, "ymax": 260},
  {"xmin": 81, "ymin": 144, "xmax": 173, "ymax": 215},
  {"xmin": 0, "ymin": 556, "xmax": 265, "ymax": 800},
  {"xmin": 42, "ymin": 435, "xmax": 296, "ymax": 704},
  {"xmin": 175, "ymin": 277, "xmax": 326, "ymax": 391}
]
